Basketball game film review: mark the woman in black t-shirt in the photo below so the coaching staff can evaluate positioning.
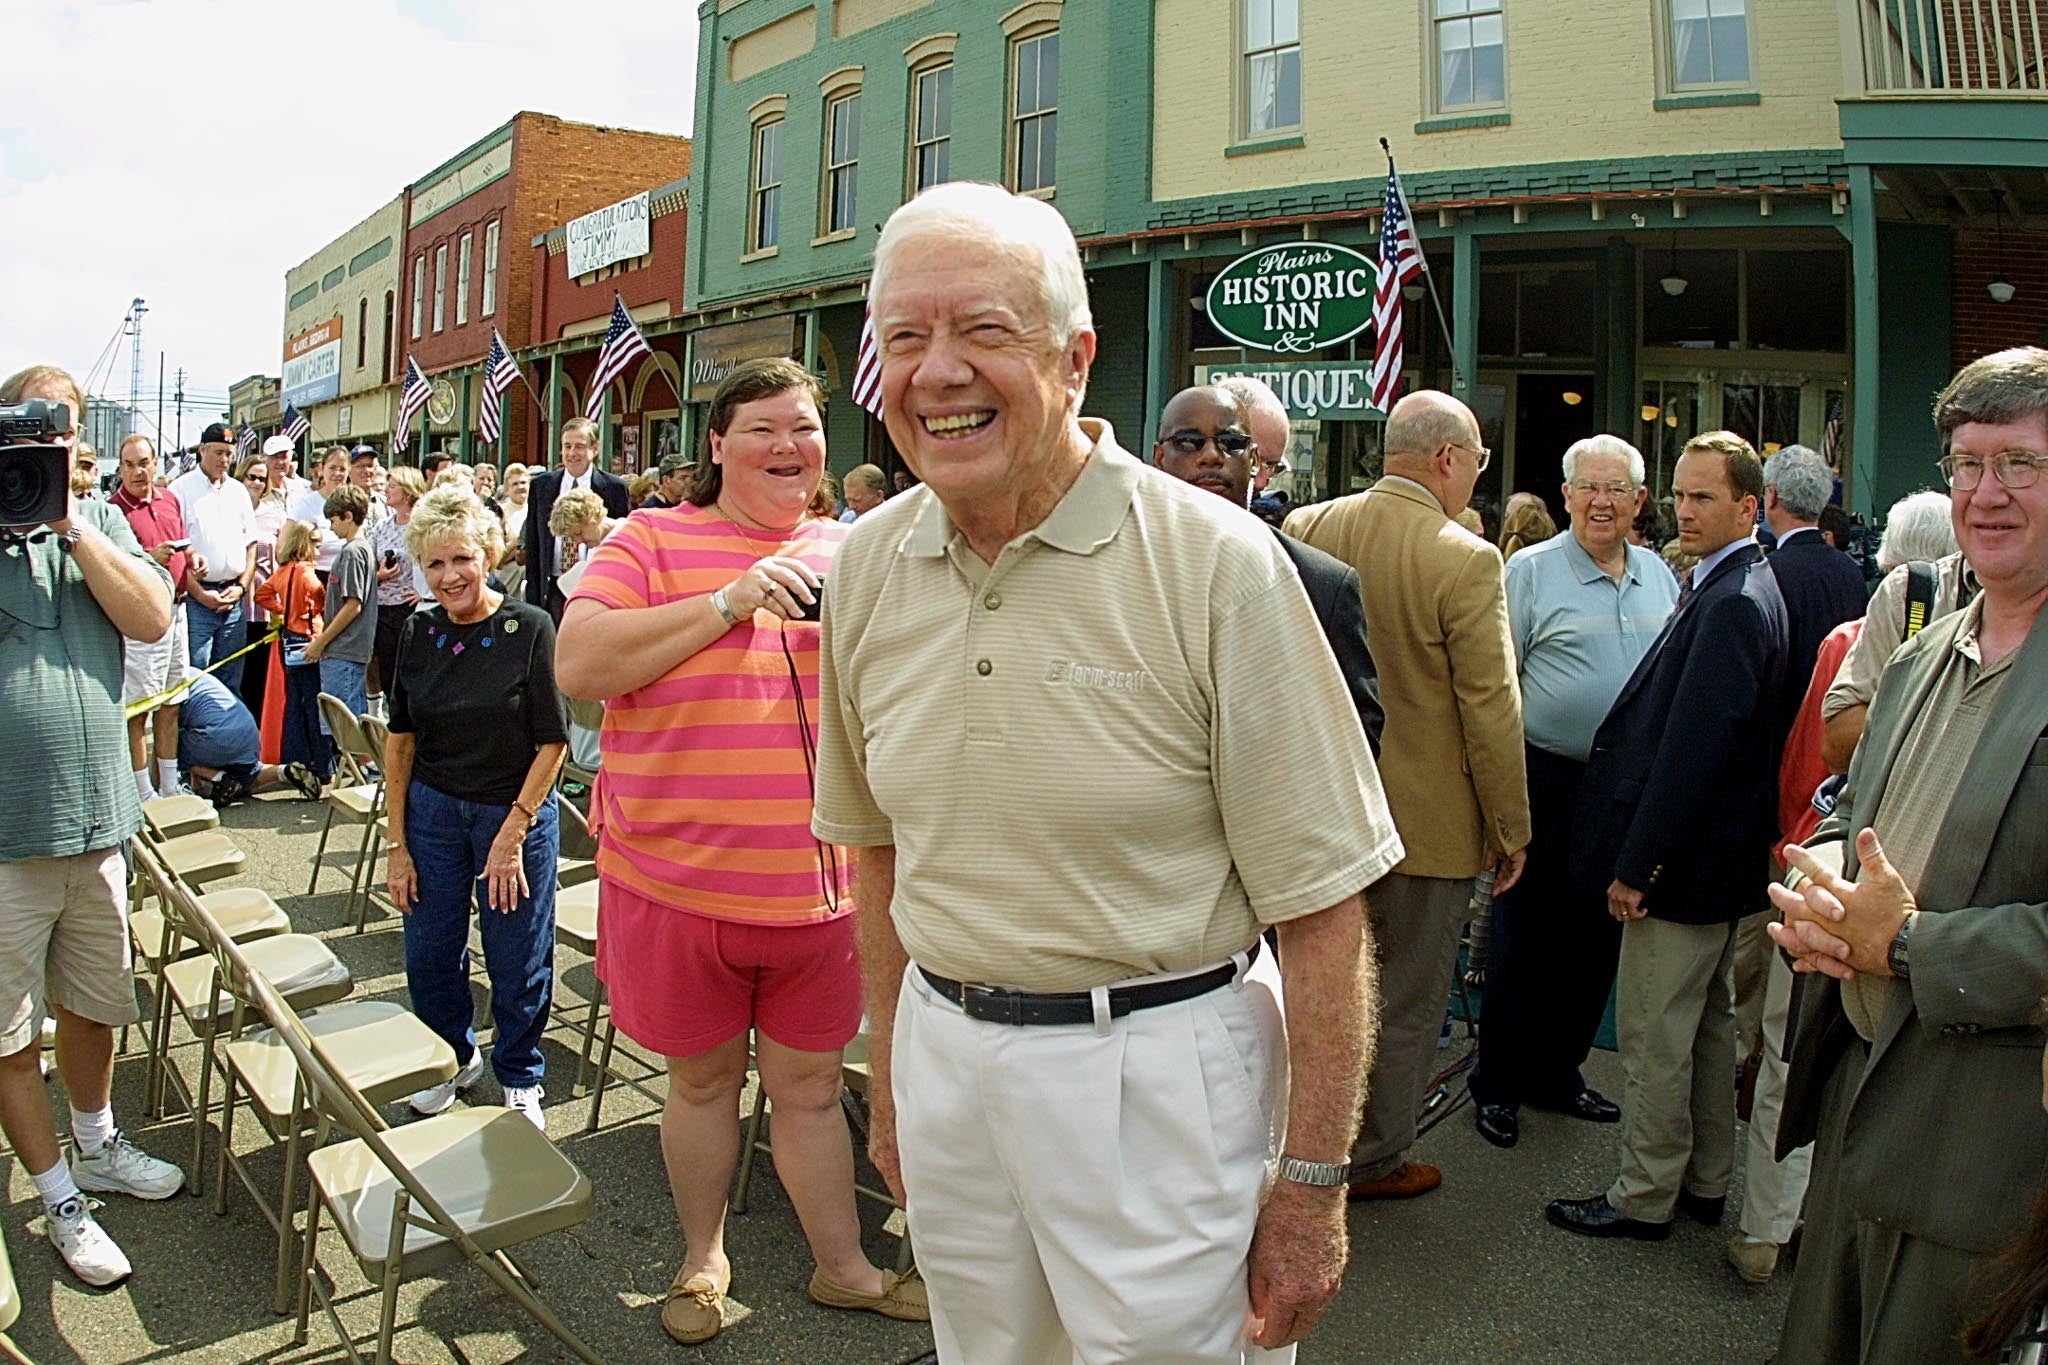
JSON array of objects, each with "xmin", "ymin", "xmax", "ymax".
[{"xmin": 383, "ymin": 487, "xmax": 568, "ymax": 1130}]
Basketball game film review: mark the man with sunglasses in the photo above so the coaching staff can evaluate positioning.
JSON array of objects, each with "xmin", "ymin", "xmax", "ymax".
[
  {"xmin": 1153, "ymin": 383, "xmax": 1381, "ymax": 752},
  {"xmin": 0, "ymin": 365, "xmax": 181, "ymax": 1289},
  {"xmin": 1284, "ymin": 388, "xmax": 1531, "ymax": 1201}
]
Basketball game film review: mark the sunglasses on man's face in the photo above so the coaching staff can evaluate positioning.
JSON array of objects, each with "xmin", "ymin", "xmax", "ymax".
[{"xmin": 1162, "ymin": 431, "xmax": 1256, "ymax": 459}]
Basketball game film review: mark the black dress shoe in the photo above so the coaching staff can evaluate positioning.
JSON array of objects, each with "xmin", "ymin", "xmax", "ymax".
[
  {"xmin": 1677, "ymin": 1190, "xmax": 1727, "ymax": 1226},
  {"xmin": 1545, "ymin": 1195, "xmax": 1672, "ymax": 1241},
  {"xmin": 1530, "ymin": 1088, "xmax": 1622, "ymax": 1124},
  {"xmin": 1474, "ymin": 1103, "xmax": 1518, "ymax": 1149}
]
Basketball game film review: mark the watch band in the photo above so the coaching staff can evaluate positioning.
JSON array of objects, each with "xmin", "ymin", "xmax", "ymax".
[
  {"xmin": 1275, "ymin": 1155, "xmax": 1350, "ymax": 1188},
  {"xmin": 1887, "ymin": 912, "xmax": 1914, "ymax": 980},
  {"xmin": 710, "ymin": 587, "xmax": 739, "ymax": 625},
  {"xmin": 56, "ymin": 526, "xmax": 84, "ymax": 555}
]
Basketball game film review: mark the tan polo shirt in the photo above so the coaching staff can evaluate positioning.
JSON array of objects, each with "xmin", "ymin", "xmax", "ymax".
[{"xmin": 812, "ymin": 420, "xmax": 1403, "ymax": 991}]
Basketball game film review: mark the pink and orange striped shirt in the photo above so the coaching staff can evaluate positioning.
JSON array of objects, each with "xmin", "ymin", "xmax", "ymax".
[{"xmin": 570, "ymin": 503, "xmax": 852, "ymax": 926}]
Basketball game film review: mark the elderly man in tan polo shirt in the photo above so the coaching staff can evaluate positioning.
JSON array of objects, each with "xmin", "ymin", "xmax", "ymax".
[{"xmin": 813, "ymin": 183, "xmax": 1403, "ymax": 1364}]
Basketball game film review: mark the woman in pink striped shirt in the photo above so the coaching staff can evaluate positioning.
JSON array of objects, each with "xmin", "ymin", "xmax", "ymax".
[{"xmin": 557, "ymin": 359, "xmax": 926, "ymax": 1345}]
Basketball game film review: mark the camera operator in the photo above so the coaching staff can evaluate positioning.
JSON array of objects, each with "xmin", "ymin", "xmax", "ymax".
[{"xmin": 0, "ymin": 365, "xmax": 181, "ymax": 1287}]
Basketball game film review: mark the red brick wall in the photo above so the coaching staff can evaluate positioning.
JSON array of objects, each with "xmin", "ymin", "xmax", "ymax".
[
  {"xmin": 1951, "ymin": 225, "xmax": 2048, "ymax": 370},
  {"xmin": 532, "ymin": 198, "xmax": 688, "ymax": 341}
]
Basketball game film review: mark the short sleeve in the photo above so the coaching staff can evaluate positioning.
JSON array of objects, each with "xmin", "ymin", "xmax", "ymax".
[
  {"xmin": 1824, "ymin": 564, "xmax": 1906, "ymax": 720},
  {"xmin": 522, "ymin": 609, "xmax": 570, "ymax": 747},
  {"xmin": 386, "ymin": 614, "xmax": 422, "ymax": 734},
  {"xmin": 568, "ymin": 518, "xmax": 655, "ymax": 612},
  {"xmin": 1210, "ymin": 564, "xmax": 1404, "ymax": 923},
  {"xmin": 86, "ymin": 501, "xmax": 171, "ymax": 593},
  {"xmin": 811, "ymin": 599, "xmax": 893, "ymax": 847}
]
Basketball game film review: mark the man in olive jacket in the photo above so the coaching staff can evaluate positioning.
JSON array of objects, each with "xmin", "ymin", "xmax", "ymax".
[{"xmin": 1771, "ymin": 346, "xmax": 2048, "ymax": 1364}]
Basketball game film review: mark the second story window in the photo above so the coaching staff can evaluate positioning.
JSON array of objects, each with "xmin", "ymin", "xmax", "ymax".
[
  {"xmin": 410, "ymin": 255, "xmax": 424, "ymax": 340},
  {"xmin": 1012, "ymin": 31, "xmax": 1058, "ymax": 192},
  {"xmin": 912, "ymin": 63, "xmax": 953, "ymax": 192},
  {"xmin": 356, "ymin": 298, "xmax": 368, "ymax": 369},
  {"xmin": 1435, "ymin": 0, "xmax": 1506, "ymax": 109},
  {"xmin": 824, "ymin": 92, "xmax": 860, "ymax": 234},
  {"xmin": 456, "ymin": 232, "xmax": 472, "ymax": 327},
  {"xmin": 1669, "ymin": 0, "xmax": 1750, "ymax": 87},
  {"xmin": 1244, "ymin": 0, "xmax": 1301, "ymax": 136},
  {"xmin": 483, "ymin": 221, "xmax": 500, "ymax": 316},
  {"xmin": 751, "ymin": 117, "xmax": 784, "ymax": 252},
  {"xmin": 432, "ymin": 244, "xmax": 447, "ymax": 332}
]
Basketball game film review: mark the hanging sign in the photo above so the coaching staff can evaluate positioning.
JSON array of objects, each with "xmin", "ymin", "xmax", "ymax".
[
  {"xmin": 1196, "ymin": 361, "xmax": 1383, "ymax": 420},
  {"xmin": 1205, "ymin": 242, "xmax": 1379, "ymax": 354}
]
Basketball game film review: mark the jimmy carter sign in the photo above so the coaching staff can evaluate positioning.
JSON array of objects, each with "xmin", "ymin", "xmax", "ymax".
[
  {"xmin": 1205, "ymin": 242, "xmax": 1377, "ymax": 354},
  {"xmin": 566, "ymin": 192, "xmax": 652, "ymax": 279},
  {"xmin": 282, "ymin": 316, "xmax": 343, "ymax": 409}
]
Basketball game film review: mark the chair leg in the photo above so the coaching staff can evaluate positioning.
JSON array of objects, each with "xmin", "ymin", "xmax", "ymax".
[
  {"xmin": 189, "ymin": 1007, "xmax": 219, "ymax": 1194},
  {"xmin": 468, "ymin": 1247, "xmax": 607, "ymax": 1365},
  {"xmin": 572, "ymin": 977, "xmax": 603, "ymax": 1099},
  {"xmin": 733, "ymin": 1084, "xmax": 768, "ymax": 1216},
  {"xmin": 293, "ymin": 1169, "xmax": 324, "ymax": 1345},
  {"xmin": 350, "ymin": 822, "xmax": 381, "ymax": 934},
  {"xmin": 273, "ymin": 1115, "xmax": 305, "ymax": 1316},
  {"xmin": 309, "ymin": 807, "xmax": 337, "ymax": 896},
  {"xmin": 375, "ymin": 1189, "xmax": 409, "ymax": 1365},
  {"xmin": 895, "ymin": 1229, "xmax": 915, "ymax": 1276},
  {"xmin": 585, "ymin": 1012, "xmax": 618, "ymax": 1135},
  {"xmin": 212, "ymin": 1069, "xmax": 239, "ymax": 1216}
]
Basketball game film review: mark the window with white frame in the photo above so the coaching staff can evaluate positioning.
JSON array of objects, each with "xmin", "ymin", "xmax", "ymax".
[
  {"xmin": 823, "ymin": 92, "xmax": 860, "ymax": 234},
  {"xmin": 1435, "ymin": 0, "xmax": 1505, "ymax": 109},
  {"xmin": 1669, "ymin": 0, "xmax": 1750, "ymax": 87},
  {"xmin": 432, "ymin": 244, "xmax": 447, "ymax": 332},
  {"xmin": 482, "ymin": 221, "xmax": 500, "ymax": 316},
  {"xmin": 410, "ymin": 255, "xmax": 424, "ymax": 339},
  {"xmin": 750, "ymin": 117, "xmax": 784, "ymax": 252},
  {"xmin": 456, "ymin": 232, "xmax": 472, "ymax": 327},
  {"xmin": 1243, "ymin": 0, "xmax": 1301, "ymax": 136},
  {"xmin": 912, "ymin": 63, "xmax": 953, "ymax": 191},
  {"xmin": 1012, "ymin": 30, "xmax": 1058, "ymax": 192}
]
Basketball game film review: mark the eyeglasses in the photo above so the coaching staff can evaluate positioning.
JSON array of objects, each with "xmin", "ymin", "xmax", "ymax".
[
  {"xmin": 1569, "ymin": 479, "xmax": 1637, "ymax": 499},
  {"xmin": 1938, "ymin": 451, "xmax": 2045, "ymax": 491},
  {"xmin": 1454, "ymin": 440, "xmax": 1492, "ymax": 473},
  {"xmin": 242, "ymin": 474, "xmax": 267, "ymax": 484},
  {"xmin": 1162, "ymin": 432, "xmax": 1256, "ymax": 459},
  {"xmin": 1261, "ymin": 456, "xmax": 1292, "ymax": 476}
]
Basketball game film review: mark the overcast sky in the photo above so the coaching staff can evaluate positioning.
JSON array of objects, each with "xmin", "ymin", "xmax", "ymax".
[{"xmin": 1, "ymin": 1, "xmax": 697, "ymax": 435}]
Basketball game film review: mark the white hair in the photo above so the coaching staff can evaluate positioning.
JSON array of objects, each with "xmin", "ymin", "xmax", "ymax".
[
  {"xmin": 1216, "ymin": 376, "xmax": 1289, "ymax": 431},
  {"xmin": 1876, "ymin": 489, "xmax": 1958, "ymax": 571},
  {"xmin": 1561, "ymin": 434, "xmax": 1646, "ymax": 487},
  {"xmin": 870, "ymin": 182, "xmax": 1093, "ymax": 348},
  {"xmin": 1764, "ymin": 444, "xmax": 1834, "ymax": 520}
]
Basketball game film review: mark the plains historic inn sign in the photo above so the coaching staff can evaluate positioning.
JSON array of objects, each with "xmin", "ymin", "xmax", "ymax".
[{"xmin": 1205, "ymin": 242, "xmax": 1379, "ymax": 354}]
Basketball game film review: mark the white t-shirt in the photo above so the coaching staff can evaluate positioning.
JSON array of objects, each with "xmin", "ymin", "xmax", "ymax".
[{"xmin": 169, "ymin": 468, "xmax": 258, "ymax": 582}]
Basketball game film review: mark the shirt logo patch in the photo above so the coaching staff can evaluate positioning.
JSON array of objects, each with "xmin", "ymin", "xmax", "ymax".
[{"xmin": 1044, "ymin": 659, "xmax": 1150, "ymax": 693}]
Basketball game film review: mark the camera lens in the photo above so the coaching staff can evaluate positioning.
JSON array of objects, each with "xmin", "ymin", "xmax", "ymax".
[{"xmin": 0, "ymin": 446, "xmax": 67, "ymax": 527}]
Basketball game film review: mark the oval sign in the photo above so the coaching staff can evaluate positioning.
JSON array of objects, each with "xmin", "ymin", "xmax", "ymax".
[{"xmin": 1205, "ymin": 241, "xmax": 1379, "ymax": 355}]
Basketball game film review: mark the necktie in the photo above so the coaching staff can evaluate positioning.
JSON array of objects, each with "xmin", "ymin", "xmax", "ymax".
[{"xmin": 1675, "ymin": 567, "xmax": 1696, "ymax": 610}]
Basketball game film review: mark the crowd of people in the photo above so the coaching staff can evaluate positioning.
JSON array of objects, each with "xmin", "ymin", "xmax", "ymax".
[{"xmin": 2, "ymin": 178, "xmax": 2045, "ymax": 1364}]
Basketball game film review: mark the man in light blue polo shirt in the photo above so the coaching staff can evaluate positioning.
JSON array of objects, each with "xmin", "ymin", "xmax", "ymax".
[{"xmin": 1468, "ymin": 434, "xmax": 1679, "ymax": 1149}]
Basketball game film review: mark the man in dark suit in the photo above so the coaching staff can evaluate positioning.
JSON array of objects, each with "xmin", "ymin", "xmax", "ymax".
[
  {"xmin": 522, "ymin": 415, "xmax": 629, "ymax": 619},
  {"xmin": 1771, "ymin": 346, "xmax": 2048, "ymax": 1363},
  {"xmin": 1763, "ymin": 443, "xmax": 1869, "ymax": 733},
  {"xmin": 1151, "ymin": 384, "xmax": 1383, "ymax": 752},
  {"xmin": 1546, "ymin": 429, "xmax": 1789, "ymax": 1240}
]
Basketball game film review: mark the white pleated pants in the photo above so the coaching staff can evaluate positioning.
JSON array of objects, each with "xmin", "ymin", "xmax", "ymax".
[{"xmin": 893, "ymin": 949, "xmax": 1297, "ymax": 1365}]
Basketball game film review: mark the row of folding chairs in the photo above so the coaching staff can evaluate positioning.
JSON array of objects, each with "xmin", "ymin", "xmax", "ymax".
[{"xmin": 130, "ymin": 837, "xmax": 601, "ymax": 1365}]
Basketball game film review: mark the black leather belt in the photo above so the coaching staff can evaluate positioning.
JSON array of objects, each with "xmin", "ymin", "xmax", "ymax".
[
  {"xmin": 920, "ymin": 939, "xmax": 1258, "ymax": 1027},
  {"xmin": 199, "ymin": 579, "xmax": 238, "ymax": 589}
]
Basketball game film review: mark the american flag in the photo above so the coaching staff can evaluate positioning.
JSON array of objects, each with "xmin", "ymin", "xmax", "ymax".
[
  {"xmin": 584, "ymin": 295, "xmax": 651, "ymax": 421},
  {"xmin": 394, "ymin": 356, "xmax": 432, "ymax": 454},
  {"xmin": 850, "ymin": 305, "xmax": 883, "ymax": 416},
  {"xmin": 235, "ymin": 424, "xmax": 258, "ymax": 458},
  {"xmin": 280, "ymin": 404, "xmax": 309, "ymax": 444},
  {"xmin": 1818, "ymin": 393, "xmax": 1844, "ymax": 467},
  {"xmin": 478, "ymin": 330, "xmax": 521, "ymax": 445},
  {"xmin": 1370, "ymin": 164, "xmax": 1428, "ymax": 413}
]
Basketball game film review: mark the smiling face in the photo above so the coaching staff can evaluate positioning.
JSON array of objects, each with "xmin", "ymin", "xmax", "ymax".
[
  {"xmin": 1673, "ymin": 447, "xmax": 1758, "ymax": 557},
  {"xmin": 473, "ymin": 465, "xmax": 496, "ymax": 497},
  {"xmin": 560, "ymin": 426, "xmax": 596, "ymax": 479},
  {"xmin": 1949, "ymin": 415, "xmax": 2048, "ymax": 602},
  {"xmin": 1563, "ymin": 449, "xmax": 1643, "ymax": 559},
  {"xmin": 504, "ymin": 465, "xmax": 529, "ymax": 502},
  {"xmin": 1154, "ymin": 387, "xmax": 1255, "ymax": 508},
  {"xmin": 873, "ymin": 233, "xmax": 1095, "ymax": 513},
  {"xmin": 708, "ymin": 386, "xmax": 827, "ymax": 531},
  {"xmin": 418, "ymin": 532, "xmax": 490, "ymax": 620}
]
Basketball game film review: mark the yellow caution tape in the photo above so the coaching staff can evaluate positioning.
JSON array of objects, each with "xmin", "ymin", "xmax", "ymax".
[{"xmin": 124, "ymin": 624, "xmax": 283, "ymax": 720}]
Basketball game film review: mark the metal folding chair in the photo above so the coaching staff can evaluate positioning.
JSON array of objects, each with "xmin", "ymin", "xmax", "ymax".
[{"xmin": 310, "ymin": 693, "xmax": 385, "ymax": 931}]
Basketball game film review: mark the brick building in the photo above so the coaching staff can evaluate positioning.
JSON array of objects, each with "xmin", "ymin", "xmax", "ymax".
[
  {"xmin": 395, "ymin": 112, "xmax": 691, "ymax": 467},
  {"xmin": 281, "ymin": 194, "xmax": 405, "ymax": 450}
]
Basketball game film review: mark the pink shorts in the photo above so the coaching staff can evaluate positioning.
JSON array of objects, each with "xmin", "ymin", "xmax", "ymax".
[{"xmin": 596, "ymin": 878, "xmax": 861, "ymax": 1059}]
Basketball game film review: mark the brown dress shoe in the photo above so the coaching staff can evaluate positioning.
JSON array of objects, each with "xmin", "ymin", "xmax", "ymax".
[
  {"xmin": 1348, "ymin": 1161, "xmax": 1443, "ymax": 1201},
  {"xmin": 808, "ymin": 1265, "xmax": 931, "ymax": 1321},
  {"xmin": 663, "ymin": 1269, "xmax": 728, "ymax": 1345}
]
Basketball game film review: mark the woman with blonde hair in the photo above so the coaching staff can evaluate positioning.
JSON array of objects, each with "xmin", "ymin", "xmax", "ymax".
[
  {"xmin": 367, "ymin": 465, "xmax": 427, "ymax": 703},
  {"xmin": 546, "ymin": 487, "xmax": 616, "ymax": 598},
  {"xmin": 1499, "ymin": 497, "xmax": 1559, "ymax": 561},
  {"xmin": 253, "ymin": 519, "xmax": 333, "ymax": 781}
]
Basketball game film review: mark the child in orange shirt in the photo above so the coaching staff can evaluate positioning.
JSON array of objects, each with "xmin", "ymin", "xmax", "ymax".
[{"xmin": 254, "ymin": 520, "xmax": 332, "ymax": 780}]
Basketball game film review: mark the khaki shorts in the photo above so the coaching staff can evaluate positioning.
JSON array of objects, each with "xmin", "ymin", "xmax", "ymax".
[
  {"xmin": 123, "ymin": 606, "xmax": 190, "ymax": 707},
  {"xmin": 0, "ymin": 848, "xmax": 138, "ymax": 1056}
]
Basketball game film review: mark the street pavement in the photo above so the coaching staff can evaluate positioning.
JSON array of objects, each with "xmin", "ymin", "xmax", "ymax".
[{"xmin": 2, "ymin": 791, "xmax": 1791, "ymax": 1363}]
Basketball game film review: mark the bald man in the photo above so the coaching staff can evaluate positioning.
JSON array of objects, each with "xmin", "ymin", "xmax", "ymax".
[
  {"xmin": 1285, "ymin": 390, "xmax": 1531, "ymax": 1200},
  {"xmin": 1219, "ymin": 376, "xmax": 1292, "ymax": 496}
]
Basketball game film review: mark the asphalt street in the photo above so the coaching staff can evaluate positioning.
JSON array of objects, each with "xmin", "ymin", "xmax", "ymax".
[{"xmin": 0, "ymin": 791, "xmax": 1792, "ymax": 1363}]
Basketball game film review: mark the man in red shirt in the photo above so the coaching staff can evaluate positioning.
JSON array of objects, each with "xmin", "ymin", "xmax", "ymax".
[{"xmin": 107, "ymin": 435, "xmax": 190, "ymax": 801}]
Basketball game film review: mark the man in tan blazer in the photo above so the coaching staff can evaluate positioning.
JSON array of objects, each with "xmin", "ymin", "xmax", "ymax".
[{"xmin": 1286, "ymin": 389, "xmax": 1531, "ymax": 1199}]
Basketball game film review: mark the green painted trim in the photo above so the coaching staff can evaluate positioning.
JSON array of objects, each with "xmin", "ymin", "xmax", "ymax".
[
  {"xmin": 1840, "ymin": 98, "xmax": 2048, "ymax": 168},
  {"xmin": 1225, "ymin": 135, "xmax": 1306, "ymax": 158},
  {"xmin": 1414, "ymin": 112, "xmax": 1512, "ymax": 133},
  {"xmin": 1847, "ymin": 165, "xmax": 1881, "ymax": 519},
  {"xmin": 320, "ymin": 265, "xmax": 346, "ymax": 292},
  {"xmin": 288, "ymin": 281, "xmax": 320, "ymax": 310},
  {"xmin": 1452, "ymin": 230, "xmax": 1478, "ymax": 400},
  {"xmin": 1653, "ymin": 91, "xmax": 1760, "ymax": 110},
  {"xmin": 408, "ymin": 119, "xmax": 515, "ymax": 195},
  {"xmin": 347, "ymin": 237, "xmax": 393, "ymax": 277}
]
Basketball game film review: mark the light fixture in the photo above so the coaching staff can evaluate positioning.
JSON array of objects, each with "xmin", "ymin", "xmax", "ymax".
[
  {"xmin": 1560, "ymin": 390, "xmax": 1583, "ymax": 406},
  {"xmin": 1666, "ymin": 412, "xmax": 1681, "ymax": 428},
  {"xmin": 1641, "ymin": 403, "xmax": 1662, "ymax": 423},
  {"xmin": 1658, "ymin": 228, "xmax": 1688, "ymax": 296},
  {"xmin": 1402, "ymin": 281, "xmax": 1425, "ymax": 302},
  {"xmin": 1990, "ymin": 279, "xmax": 2017, "ymax": 304},
  {"xmin": 1989, "ymin": 187, "xmax": 2017, "ymax": 304}
]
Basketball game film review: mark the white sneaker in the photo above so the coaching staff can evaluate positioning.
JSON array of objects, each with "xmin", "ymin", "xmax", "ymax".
[
  {"xmin": 47, "ymin": 1196, "xmax": 131, "ymax": 1286},
  {"xmin": 73, "ymin": 1130, "xmax": 185, "ymax": 1200},
  {"xmin": 409, "ymin": 1049, "xmax": 485, "ymax": 1116},
  {"xmin": 503, "ymin": 1085, "xmax": 547, "ymax": 1130}
]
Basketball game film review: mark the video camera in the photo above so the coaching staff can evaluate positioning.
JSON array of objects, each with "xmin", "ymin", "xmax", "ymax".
[{"xmin": 0, "ymin": 400, "xmax": 73, "ymax": 529}]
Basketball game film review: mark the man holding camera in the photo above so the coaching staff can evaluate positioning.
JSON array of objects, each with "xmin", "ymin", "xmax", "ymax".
[
  {"xmin": 0, "ymin": 365, "xmax": 182, "ymax": 1287},
  {"xmin": 170, "ymin": 422, "xmax": 258, "ymax": 693}
]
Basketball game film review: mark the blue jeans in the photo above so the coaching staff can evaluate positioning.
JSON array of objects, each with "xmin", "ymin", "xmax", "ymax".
[
  {"xmin": 281, "ymin": 662, "xmax": 334, "ymax": 779},
  {"xmin": 316, "ymin": 658, "xmax": 366, "ymax": 736},
  {"xmin": 401, "ymin": 780, "xmax": 557, "ymax": 1088},
  {"xmin": 187, "ymin": 595, "xmax": 247, "ymax": 693}
]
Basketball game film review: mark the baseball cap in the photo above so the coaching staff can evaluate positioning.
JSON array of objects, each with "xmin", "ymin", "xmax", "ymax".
[
  {"xmin": 349, "ymin": 443, "xmax": 379, "ymax": 462},
  {"xmin": 658, "ymin": 452, "xmax": 692, "ymax": 476},
  {"xmin": 261, "ymin": 434, "xmax": 294, "ymax": 457},
  {"xmin": 199, "ymin": 422, "xmax": 235, "ymax": 446}
]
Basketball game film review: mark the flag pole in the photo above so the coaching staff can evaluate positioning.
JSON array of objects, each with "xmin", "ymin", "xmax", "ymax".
[{"xmin": 1380, "ymin": 138, "xmax": 1462, "ymax": 392}]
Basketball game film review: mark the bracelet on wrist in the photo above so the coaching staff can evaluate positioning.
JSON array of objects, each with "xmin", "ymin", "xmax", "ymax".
[
  {"xmin": 710, "ymin": 587, "xmax": 740, "ymax": 626},
  {"xmin": 512, "ymin": 799, "xmax": 538, "ymax": 821}
]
